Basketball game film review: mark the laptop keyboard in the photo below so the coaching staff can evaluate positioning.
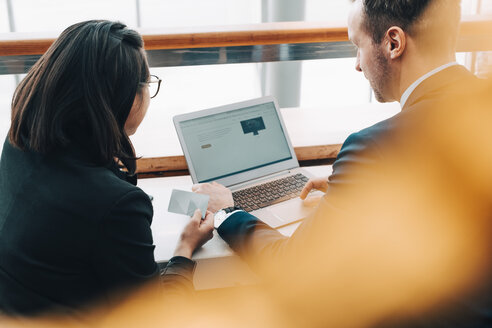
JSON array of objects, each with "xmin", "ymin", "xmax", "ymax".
[{"xmin": 232, "ymin": 173, "xmax": 309, "ymax": 212}]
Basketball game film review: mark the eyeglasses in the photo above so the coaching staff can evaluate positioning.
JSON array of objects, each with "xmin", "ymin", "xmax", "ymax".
[{"xmin": 140, "ymin": 74, "xmax": 162, "ymax": 99}]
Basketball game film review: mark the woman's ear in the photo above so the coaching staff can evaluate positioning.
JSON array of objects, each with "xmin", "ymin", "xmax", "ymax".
[{"xmin": 385, "ymin": 26, "xmax": 406, "ymax": 60}]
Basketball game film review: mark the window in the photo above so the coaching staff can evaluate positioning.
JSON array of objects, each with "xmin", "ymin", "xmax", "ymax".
[
  {"xmin": 139, "ymin": 0, "xmax": 260, "ymax": 27},
  {"xmin": 0, "ymin": 0, "xmax": 9, "ymax": 33},
  {"xmin": 0, "ymin": 0, "xmax": 488, "ymax": 158},
  {"xmin": 9, "ymin": 0, "xmax": 137, "ymax": 32}
]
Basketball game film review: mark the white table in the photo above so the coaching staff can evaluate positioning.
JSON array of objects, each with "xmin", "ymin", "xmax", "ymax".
[{"xmin": 138, "ymin": 165, "xmax": 332, "ymax": 289}]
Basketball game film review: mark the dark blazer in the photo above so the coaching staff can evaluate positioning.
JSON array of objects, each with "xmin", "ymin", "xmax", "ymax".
[
  {"xmin": 217, "ymin": 66, "xmax": 492, "ymax": 327},
  {"xmin": 0, "ymin": 139, "xmax": 194, "ymax": 315}
]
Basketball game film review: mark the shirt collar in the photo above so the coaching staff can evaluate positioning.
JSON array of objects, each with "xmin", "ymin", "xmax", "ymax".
[{"xmin": 400, "ymin": 62, "xmax": 460, "ymax": 109}]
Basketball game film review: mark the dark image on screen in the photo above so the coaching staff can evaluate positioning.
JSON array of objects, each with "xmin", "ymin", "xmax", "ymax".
[{"xmin": 241, "ymin": 117, "xmax": 266, "ymax": 136}]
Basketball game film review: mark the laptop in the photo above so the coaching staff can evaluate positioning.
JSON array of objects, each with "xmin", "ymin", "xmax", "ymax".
[{"xmin": 173, "ymin": 96, "xmax": 322, "ymax": 228}]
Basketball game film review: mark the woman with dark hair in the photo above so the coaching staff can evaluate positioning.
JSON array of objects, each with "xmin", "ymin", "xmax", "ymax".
[{"xmin": 0, "ymin": 20, "xmax": 214, "ymax": 315}]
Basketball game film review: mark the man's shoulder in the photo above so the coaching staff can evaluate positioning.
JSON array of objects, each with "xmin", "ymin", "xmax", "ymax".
[
  {"xmin": 406, "ymin": 65, "xmax": 480, "ymax": 109},
  {"xmin": 341, "ymin": 113, "xmax": 399, "ymax": 155}
]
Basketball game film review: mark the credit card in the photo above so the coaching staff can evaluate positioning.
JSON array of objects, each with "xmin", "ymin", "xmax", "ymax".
[{"xmin": 168, "ymin": 189, "xmax": 209, "ymax": 219}]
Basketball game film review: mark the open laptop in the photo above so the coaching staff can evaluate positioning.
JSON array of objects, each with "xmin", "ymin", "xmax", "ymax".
[{"xmin": 173, "ymin": 96, "xmax": 322, "ymax": 228}]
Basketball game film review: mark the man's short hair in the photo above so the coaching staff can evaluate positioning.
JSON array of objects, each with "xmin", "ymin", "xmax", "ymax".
[{"xmin": 359, "ymin": 0, "xmax": 459, "ymax": 45}]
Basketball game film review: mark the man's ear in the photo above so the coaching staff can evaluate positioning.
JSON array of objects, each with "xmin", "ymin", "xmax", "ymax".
[{"xmin": 385, "ymin": 26, "xmax": 406, "ymax": 60}]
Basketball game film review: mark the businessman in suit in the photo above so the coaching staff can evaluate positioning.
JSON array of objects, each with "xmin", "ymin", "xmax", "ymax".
[{"xmin": 194, "ymin": 0, "xmax": 492, "ymax": 326}]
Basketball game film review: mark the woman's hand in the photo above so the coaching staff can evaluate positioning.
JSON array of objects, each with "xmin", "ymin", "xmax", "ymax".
[
  {"xmin": 192, "ymin": 182, "xmax": 234, "ymax": 213},
  {"xmin": 173, "ymin": 209, "xmax": 214, "ymax": 259},
  {"xmin": 299, "ymin": 176, "xmax": 329, "ymax": 200}
]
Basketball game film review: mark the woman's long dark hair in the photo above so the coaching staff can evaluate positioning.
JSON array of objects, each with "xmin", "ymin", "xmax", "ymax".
[{"xmin": 9, "ymin": 20, "xmax": 149, "ymax": 174}]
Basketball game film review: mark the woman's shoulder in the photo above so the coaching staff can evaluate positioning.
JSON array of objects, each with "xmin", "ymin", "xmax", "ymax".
[
  {"xmin": 1, "ymin": 138, "xmax": 151, "ymax": 222},
  {"xmin": 52, "ymin": 155, "xmax": 151, "ymax": 215}
]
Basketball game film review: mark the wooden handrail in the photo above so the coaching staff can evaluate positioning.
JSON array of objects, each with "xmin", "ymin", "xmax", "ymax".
[
  {"xmin": 0, "ymin": 22, "xmax": 347, "ymax": 57},
  {"xmin": 141, "ymin": 22, "xmax": 348, "ymax": 50},
  {"xmin": 1, "ymin": 16, "xmax": 491, "ymax": 57},
  {"xmin": 136, "ymin": 145, "xmax": 342, "ymax": 174},
  {"xmin": 459, "ymin": 15, "xmax": 492, "ymax": 36}
]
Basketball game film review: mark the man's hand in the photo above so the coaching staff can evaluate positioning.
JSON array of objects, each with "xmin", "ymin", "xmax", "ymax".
[
  {"xmin": 299, "ymin": 176, "xmax": 329, "ymax": 200},
  {"xmin": 174, "ymin": 209, "xmax": 214, "ymax": 259},
  {"xmin": 192, "ymin": 182, "xmax": 234, "ymax": 213}
]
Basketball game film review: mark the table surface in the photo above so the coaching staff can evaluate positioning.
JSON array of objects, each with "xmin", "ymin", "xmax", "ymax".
[
  {"xmin": 139, "ymin": 165, "xmax": 332, "ymax": 262},
  {"xmin": 138, "ymin": 165, "xmax": 331, "ymax": 249},
  {"xmin": 138, "ymin": 165, "xmax": 332, "ymax": 289}
]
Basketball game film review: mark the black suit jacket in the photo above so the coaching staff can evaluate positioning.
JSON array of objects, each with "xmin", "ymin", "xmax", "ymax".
[
  {"xmin": 0, "ymin": 139, "xmax": 194, "ymax": 315},
  {"xmin": 217, "ymin": 66, "xmax": 492, "ymax": 327}
]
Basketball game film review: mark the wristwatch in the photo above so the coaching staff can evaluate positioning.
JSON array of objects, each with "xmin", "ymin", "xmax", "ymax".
[{"xmin": 214, "ymin": 205, "xmax": 242, "ymax": 228}]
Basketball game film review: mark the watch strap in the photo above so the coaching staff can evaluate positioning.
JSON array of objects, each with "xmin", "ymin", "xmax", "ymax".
[
  {"xmin": 222, "ymin": 205, "xmax": 243, "ymax": 214},
  {"xmin": 214, "ymin": 206, "xmax": 243, "ymax": 229}
]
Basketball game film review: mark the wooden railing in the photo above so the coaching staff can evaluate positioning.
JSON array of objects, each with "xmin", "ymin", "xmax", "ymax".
[
  {"xmin": 2, "ymin": 17, "xmax": 492, "ymax": 56},
  {"xmin": 0, "ymin": 22, "xmax": 349, "ymax": 56},
  {"xmin": 136, "ymin": 145, "xmax": 342, "ymax": 175}
]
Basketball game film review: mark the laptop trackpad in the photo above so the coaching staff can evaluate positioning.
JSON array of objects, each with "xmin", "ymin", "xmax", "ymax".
[
  {"xmin": 255, "ymin": 198, "xmax": 314, "ymax": 229},
  {"xmin": 270, "ymin": 198, "xmax": 313, "ymax": 223}
]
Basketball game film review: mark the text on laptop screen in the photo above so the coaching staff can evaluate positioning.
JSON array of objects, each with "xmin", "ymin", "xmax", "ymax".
[{"xmin": 179, "ymin": 102, "xmax": 292, "ymax": 182}]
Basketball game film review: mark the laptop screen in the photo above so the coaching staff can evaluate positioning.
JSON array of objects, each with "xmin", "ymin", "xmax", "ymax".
[{"xmin": 178, "ymin": 101, "xmax": 292, "ymax": 183}]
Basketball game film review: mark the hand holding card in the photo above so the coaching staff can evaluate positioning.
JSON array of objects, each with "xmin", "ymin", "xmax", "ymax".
[{"xmin": 168, "ymin": 189, "xmax": 209, "ymax": 219}]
